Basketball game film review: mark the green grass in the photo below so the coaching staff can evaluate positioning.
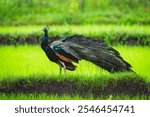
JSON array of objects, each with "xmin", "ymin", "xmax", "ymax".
[
  {"xmin": 0, "ymin": 25, "xmax": 150, "ymax": 45},
  {"xmin": 0, "ymin": 93, "xmax": 149, "ymax": 100},
  {"xmin": 0, "ymin": 45, "xmax": 149, "ymax": 80},
  {"xmin": 0, "ymin": 72, "xmax": 149, "ymax": 99},
  {"xmin": 51, "ymin": 25, "xmax": 150, "ymax": 38},
  {"xmin": 0, "ymin": 45, "xmax": 149, "ymax": 99},
  {"xmin": 0, "ymin": 0, "xmax": 149, "ymax": 25},
  {"xmin": 1, "ymin": 25, "xmax": 150, "ymax": 36},
  {"xmin": 0, "ymin": 93, "xmax": 86, "ymax": 100}
]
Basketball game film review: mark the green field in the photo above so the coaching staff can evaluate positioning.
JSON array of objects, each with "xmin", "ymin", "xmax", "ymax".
[
  {"xmin": 0, "ymin": 0, "xmax": 150, "ymax": 100},
  {"xmin": 0, "ymin": 94, "xmax": 150, "ymax": 100},
  {"xmin": 0, "ymin": 45, "xmax": 150, "ymax": 99},
  {"xmin": 0, "ymin": 25, "xmax": 150, "ymax": 45},
  {"xmin": 0, "ymin": 45, "xmax": 150, "ymax": 79},
  {"xmin": 0, "ymin": 0, "xmax": 149, "ymax": 25}
]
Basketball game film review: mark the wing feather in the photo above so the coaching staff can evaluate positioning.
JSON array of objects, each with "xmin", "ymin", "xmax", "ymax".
[{"xmin": 50, "ymin": 35, "xmax": 132, "ymax": 72}]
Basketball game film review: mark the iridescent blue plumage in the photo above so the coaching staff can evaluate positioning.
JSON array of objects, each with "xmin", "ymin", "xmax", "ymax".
[
  {"xmin": 41, "ymin": 28, "xmax": 59, "ymax": 63},
  {"xmin": 41, "ymin": 27, "xmax": 133, "ymax": 74},
  {"xmin": 42, "ymin": 28, "xmax": 48, "ymax": 43},
  {"xmin": 41, "ymin": 27, "xmax": 77, "ymax": 74},
  {"xmin": 42, "ymin": 36, "xmax": 48, "ymax": 42},
  {"xmin": 53, "ymin": 46, "xmax": 61, "ymax": 51}
]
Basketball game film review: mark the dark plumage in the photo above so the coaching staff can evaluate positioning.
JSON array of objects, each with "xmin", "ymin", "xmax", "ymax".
[{"xmin": 41, "ymin": 27, "xmax": 133, "ymax": 74}]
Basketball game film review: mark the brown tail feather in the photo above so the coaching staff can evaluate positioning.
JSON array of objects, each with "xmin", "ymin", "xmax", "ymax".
[{"xmin": 64, "ymin": 62, "xmax": 76, "ymax": 71}]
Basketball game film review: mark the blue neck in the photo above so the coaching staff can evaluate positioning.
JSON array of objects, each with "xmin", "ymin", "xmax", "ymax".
[{"xmin": 42, "ymin": 33, "xmax": 48, "ymax": 42}]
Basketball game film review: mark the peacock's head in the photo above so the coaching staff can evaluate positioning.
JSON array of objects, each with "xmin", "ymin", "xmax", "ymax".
[
  {"xmin": 41, "ymin": 26, "xmax": 49, "ymax": 42},
  {"xmin": 43, "ymin": 27, "xmax": 48, "ymax": 34},
  {"xmin": 42, "ymin": 25, "xmax": 49, "ymax": 34}
]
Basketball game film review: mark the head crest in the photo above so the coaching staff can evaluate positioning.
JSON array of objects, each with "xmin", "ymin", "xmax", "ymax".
[{"xmin": 43, "ymin": 25, "xmax": 49, "ymax": 32}]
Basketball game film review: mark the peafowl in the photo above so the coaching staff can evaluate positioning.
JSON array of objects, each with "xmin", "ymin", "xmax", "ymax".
[{"xmin": 41, "ymin": 27, "xmax": 133, "ymax": 74}]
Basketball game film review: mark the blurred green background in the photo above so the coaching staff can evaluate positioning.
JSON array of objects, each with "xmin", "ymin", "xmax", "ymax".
[{"xmin": 0, "ymin": 0, "xmax": 149, "ymax": 25}]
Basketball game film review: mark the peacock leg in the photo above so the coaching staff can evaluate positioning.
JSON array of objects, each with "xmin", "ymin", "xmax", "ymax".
[
  {"xmin": 61, "ymin": 62, "xmax": 66, "ymax": 74},
  {"xmin": 57, "ymin": 62, "xmax": 62, "ymax": 74},
  {"xmin": 59, "ymin": 66, "xmax": 62, "ymax": 74},
  {"xmin": 64, "ymin": 65, "xmax": 66, "ymax": 74},
  {"xmin": 59, "ymin": 61, "xmax": 66, "ymax": 74}
]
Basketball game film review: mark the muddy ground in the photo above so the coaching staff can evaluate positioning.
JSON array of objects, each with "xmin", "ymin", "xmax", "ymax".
[{"xmin": 0, "ymin": 77, "xmax": 149, "ymax": 98}]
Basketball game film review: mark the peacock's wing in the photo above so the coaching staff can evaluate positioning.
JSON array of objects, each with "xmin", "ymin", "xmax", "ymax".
[
  {"xmin": 49, "ymin": 37, "xmax": 80, "ymax": 63},
  {"xmin": 50, "ymin": 35, "xmax": 132, "ymax": 72}
]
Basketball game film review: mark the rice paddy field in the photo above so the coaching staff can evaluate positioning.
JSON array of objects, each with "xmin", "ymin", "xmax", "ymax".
[
  {"xmin": 0, "ymin": 25, "xmax": 150, "ymax": 100},
  {"xmin": 0, "ymin": 0, "xmax": 150, "ymax": 100}
]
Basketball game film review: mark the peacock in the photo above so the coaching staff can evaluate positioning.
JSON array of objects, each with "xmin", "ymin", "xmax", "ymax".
[{"xmin": 41, "ymin": 27, "xmax": 133, "ymax": 74}]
